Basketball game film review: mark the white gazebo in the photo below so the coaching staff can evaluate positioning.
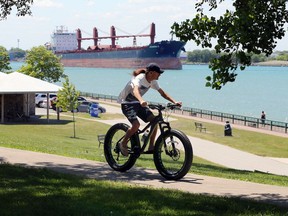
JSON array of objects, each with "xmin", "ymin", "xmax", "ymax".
[{"xmin": 0, "ymin": 72, "xmax": 62, "ymax": 123}]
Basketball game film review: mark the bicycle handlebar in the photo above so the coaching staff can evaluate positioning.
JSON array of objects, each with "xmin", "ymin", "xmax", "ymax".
[{"xmin": 148, "ymin": 103, "xmax": 181, "ymax": 111}]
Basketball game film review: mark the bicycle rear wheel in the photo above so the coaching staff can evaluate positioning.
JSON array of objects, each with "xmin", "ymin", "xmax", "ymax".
[
  {"xmin": 104, "ymin": 123, "xmax": 138, "ymax": 172},
  {"xmin": 154, "ymin": 129, "xmax": 193, "ymax": 180}
]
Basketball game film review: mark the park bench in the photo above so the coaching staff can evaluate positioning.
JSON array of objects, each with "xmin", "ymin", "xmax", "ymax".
[
  {"xmin": 195, "ymin": 122, "xmax": 206, "ymax": 132},
  {"xmin": 97, "ymin": 134, "xmax": 105, "ymax": 147}
]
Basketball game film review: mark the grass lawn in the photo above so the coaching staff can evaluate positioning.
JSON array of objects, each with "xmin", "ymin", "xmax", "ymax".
[
  {"xmin": 0, "ymin": 163, "xmax": 287, "ymax": 216},
  {"xmin": 170, "ymin": 116, "xmax": 288, "ymax": 158},
  {"xmin": 1, "ymin": 111, "xmax": 288, "ymax": 215},
  {"xmin": 0, "ymin": 111, "xmax": 287, "ymax": 187}
]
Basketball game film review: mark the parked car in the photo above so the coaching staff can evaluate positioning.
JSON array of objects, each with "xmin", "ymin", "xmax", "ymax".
[
  {"xmin": 73, "ymin": 101, "xmax": 106, "ymax": 113},
  {"xmin": 39, "ymin": 99, "xmax": 49, "ymax": 108},
  {"xmin": 51, "ymin": 96, "xmax": 87, "ymax": 111},
  {"xmin": 38, "ymin": 96, "xmax": 57, "ymax": 108},
  {"xmin": 35, "ymin": 93, "xmax": 57, "ymax": 107},
  {"xmin": 77, "ymin": 96, "xmax": 87, "ymax": 102},
  {"xmin": 88, "ymin": 102, "xmax": 106, "ymax": 113}
]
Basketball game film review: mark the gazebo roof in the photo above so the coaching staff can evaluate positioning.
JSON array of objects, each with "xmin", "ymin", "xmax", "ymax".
[{"xmin": 0, "ymin": 72, "xmax": 61, "ymax": 94}]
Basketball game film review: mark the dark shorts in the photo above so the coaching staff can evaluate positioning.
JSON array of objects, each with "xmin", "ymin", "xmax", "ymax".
[{"xmin": 121, "ymin": 103, "xmax": 153, "ymax": 123}]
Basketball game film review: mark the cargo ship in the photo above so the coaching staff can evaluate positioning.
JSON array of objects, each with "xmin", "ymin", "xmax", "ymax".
[{"xmin": 50, "ymin": 23, "xmax": 186, "ymax": 69}]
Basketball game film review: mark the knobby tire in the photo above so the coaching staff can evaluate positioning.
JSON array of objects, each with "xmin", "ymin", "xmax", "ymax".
[
  {"xmin": 104, "ymin": 123, "xmax": 138, "ymax": 172},
  {"xmin": 153, "ymin": 129, "xmax": 193, "ymax": 180}
]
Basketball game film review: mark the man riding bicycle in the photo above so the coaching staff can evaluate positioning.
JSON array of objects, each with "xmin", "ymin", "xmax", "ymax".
[{"xmin": 117, "ymin": 63, "xmax": 182, "ymax": 156}]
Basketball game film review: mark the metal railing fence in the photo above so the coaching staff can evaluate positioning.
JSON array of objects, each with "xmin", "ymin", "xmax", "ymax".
[{"xmin": 80, "ymin": 92, "xmax": 288, "ymax": 134}]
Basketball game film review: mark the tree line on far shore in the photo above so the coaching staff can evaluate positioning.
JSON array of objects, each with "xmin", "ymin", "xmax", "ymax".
[{"xmin": 183, "ymin": 49, "xmax": 288, "ymax": 64}]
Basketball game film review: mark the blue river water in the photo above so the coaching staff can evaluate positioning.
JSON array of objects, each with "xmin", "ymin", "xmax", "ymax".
[{"xmin": 10, "ymin": 62, "xmax": 288, "ymax": 122}]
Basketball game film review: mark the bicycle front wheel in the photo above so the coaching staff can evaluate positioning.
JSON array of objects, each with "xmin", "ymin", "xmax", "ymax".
[
  {"xmin": 154, "ymin": 129, "xmax": 193, "ymax": 180},
  {"xmin": 104, "ymin": 123, "xmax": 138, "ymax": 172}
]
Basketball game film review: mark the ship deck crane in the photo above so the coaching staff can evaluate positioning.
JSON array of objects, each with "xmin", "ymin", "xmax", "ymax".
[{"xmin": 76, "ymin": 23, "xmax": 156, "ymax": 50}]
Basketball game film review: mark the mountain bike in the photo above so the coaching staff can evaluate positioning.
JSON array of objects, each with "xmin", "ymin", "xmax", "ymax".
[{"xmin": 104, "ymin": 103, "xmax": 193, "ymax": 180}]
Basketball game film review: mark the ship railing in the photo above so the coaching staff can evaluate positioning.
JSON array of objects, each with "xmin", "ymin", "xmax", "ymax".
[{"xmin": 80, "ymin": 91, "xmax": 288, "ymax": 134}]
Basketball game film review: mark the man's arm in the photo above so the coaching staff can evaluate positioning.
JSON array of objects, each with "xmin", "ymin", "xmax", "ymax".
[
  {"xmin": 133, "ymin": 86, "xmax": 147, "ymax": 106},
  {"xmin": 158, "ymin": 88, "xmax": 182, "ymax": 106}
]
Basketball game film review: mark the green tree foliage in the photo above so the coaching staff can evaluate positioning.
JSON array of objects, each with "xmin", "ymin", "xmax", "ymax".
[
  {"xmin": 19, "ymin": 46, "xmax": 65, "ymax": 83},
  {"xmin": 275, "ymin": 52, "xmax": 288, "ymax": 61},
  {"xmin": 0, "ymin": 45, "xmax": 11, "ymax": 72},
  {"xmin": 187, "ymin": 49, "xmax": 219, "ymax": 63},
  {"xmin": 267, "ymin": 51, "xmax": 288, "ymax": 61},
  {"xmin": 171, "ymin": 0, "xmax": 288, "ymax": 89},
  {"xmin": 56, "ymin": 77, "xmax": 80, "ymax": 138},
  {"xmin": 186, "ymin": 49, "xmax": 267, "ymax": 64},
  {"xmin": 0, "ymin": 0, "xmax": 33, "ymax": 20},
  {"xmin": 9, "ymin": 47, "xmax": 26, "ymax": 59},
  {"xmin": 250, "ymin": 53, "xmax": 267, "ymax": 63}
]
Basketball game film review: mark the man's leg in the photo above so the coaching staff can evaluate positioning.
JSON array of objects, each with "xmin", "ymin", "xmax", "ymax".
[
  {"xmin": 148, "ymin": 124, "xmax": 158, "ymax": 151},
  {"xmin": 146, "ymin": 115, "xmax": 157, "ymax": 152},
  {"xmin": 120, "ymin": 120, "xmax": 140, "ymax": 156},
  {"xmin": 120, "ymin": 103, "xmax": 140, "ymax": 156}
]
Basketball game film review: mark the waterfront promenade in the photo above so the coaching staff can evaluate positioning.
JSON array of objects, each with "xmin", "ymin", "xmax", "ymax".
[{"xmin": 82, "ymin": 92, "xmax": 288, "ymax": 135}]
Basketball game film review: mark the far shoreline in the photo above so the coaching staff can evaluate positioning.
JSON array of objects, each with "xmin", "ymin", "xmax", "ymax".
[
  {"xmin": 252, "ymin": 60, "xmax": 288, "ymax": 67},
  {"xmin": 182, "ymin": 60, "xmax": 288, "ymax": 67}
]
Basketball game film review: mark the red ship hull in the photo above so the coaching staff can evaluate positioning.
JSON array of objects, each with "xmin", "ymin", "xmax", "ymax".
[
  {"xmin": 61, "ymin": 57, "xmax": 182, "ymax": 69},
  {"xmin": 57, "ymin": 40, "xmax": 186, "ymax": 70}
]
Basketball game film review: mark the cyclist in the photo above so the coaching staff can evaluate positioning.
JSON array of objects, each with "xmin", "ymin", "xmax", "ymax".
[{"xmin": 117, "ymin": 63, "xmax": 182, "ymax": 156}]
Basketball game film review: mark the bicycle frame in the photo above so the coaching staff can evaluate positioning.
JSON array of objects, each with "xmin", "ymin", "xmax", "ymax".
[
  {"xmin": 136, "ymin": 110, "xmax": 171, "ymax": 153},
  {"xmin": 104, "ymin": 103, "xmax": 193, "ymax": 180},
  {"xmin": 114, "ymin": 104, "xmax": 177, "ymax": 157}
]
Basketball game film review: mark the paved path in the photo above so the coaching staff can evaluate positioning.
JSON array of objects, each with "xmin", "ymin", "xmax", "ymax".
[{"xmin": 1, "ymin": 147, "xmax": 287, "ymax": 207}]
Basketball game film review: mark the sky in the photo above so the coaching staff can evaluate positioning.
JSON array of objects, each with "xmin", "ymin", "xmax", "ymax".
[{"xmin": 1, "ymin": 0, "xmax": 288, "ymax": 51}]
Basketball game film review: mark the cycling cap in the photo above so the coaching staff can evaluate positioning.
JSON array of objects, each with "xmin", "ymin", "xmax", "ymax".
[{"xmin": 146, "ymin": 63, "xmax": 164, "ymax": 74}]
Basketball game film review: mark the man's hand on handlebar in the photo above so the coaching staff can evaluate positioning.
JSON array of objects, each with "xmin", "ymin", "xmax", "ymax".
[
  {"xmin": 174, "ymin": 101, "xmax": 182, "ymax": 107},
  {"xmin": 140, "ymin": 100, "xmax": 148, "ymax": 107}
]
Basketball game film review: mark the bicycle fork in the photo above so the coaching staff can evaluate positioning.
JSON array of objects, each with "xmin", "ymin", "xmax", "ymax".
[{"xmin": 159, "ymin": 121, "xmax": 180, "ymax": 160}]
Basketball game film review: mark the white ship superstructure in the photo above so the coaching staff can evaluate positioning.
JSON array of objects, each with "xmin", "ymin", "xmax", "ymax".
[{"xmin": 51, "ymin": 26, "xmax": 77, "ymax": 52}]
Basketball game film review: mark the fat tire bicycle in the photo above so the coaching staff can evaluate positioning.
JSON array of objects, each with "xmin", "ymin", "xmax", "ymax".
[{"xmin": 104, "ymin": 103, "xmax": 193, "ymax": 180}]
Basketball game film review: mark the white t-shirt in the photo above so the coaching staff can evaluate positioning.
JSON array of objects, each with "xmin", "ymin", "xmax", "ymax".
[{"xmin": 117, "ymin": 73, "xmax": 160, "ymax": 103}]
